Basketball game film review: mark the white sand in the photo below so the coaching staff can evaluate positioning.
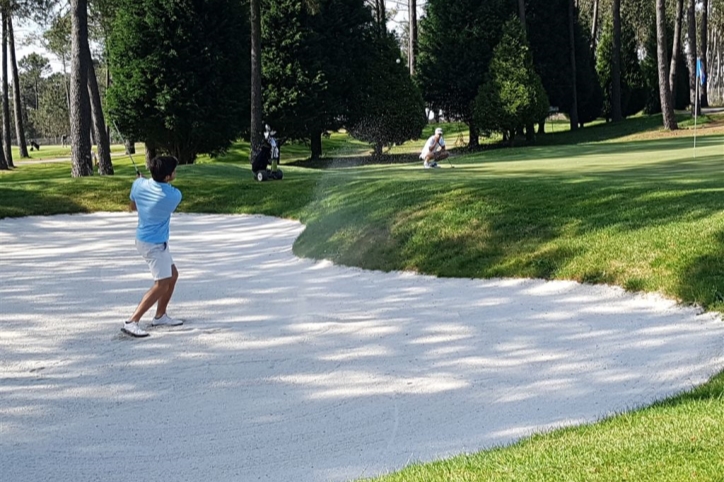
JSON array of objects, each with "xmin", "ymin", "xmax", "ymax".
[{"xmin": 1, "ymin": 212, "xmax": 723, "ymax": 482}]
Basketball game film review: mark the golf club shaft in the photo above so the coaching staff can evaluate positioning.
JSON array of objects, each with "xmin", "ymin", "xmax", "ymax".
[
  {"xmin": 111, "ymin": 120, "xmax": 140, "ymax": 175},
  {"xmin": 437, "ymin": 139, "xmax": 453, "ymax": 168}
]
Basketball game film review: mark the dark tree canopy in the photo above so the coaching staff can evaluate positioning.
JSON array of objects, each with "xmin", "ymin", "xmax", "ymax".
[
  {"xmin": 417, "ymin": 0, "xmax": 512, "ymax": 135},
  {"xmin": 474, "ymin": 18, "xmax": 549, "ymax": 144},
  {"xmin": 261, "ymin": 0, "xmax": 376, "ymax": 152},
  {"xmin": 526, "ymin": 0, "xmax": 602, "ymax": 127},
  {"xmin": 106, "ymin": 0, "xmax": 250, "ymax": 164},
  {"xmin": 348, "ymin": 32, "xmax": 426, "ymax": 156}
]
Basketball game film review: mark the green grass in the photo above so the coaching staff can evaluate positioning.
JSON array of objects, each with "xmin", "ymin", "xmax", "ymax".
[
  {"xmin": 361, "ymin": 373, "xmax": 724, "ymax": 482},
  {"xmin": 9, "ymin": 142, "xmax": 146, "ymax": 162},
  {"xmin": 2, "ymin": 114, "xmax": 724, "ymax": 481}
]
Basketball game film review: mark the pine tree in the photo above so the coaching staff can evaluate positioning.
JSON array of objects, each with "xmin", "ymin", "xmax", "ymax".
[
  {"xmin": 106, "ymin": 0, "xmax": 250, "ymax": 164},
  {"xmin": 473, "ymin": 18, "xmax": 549, "ymax": 145},
  {"xmin": 525, "ymin": 0, "xmax": 601, "ymax": 130},
  {"xmin": 348, "ymin": 33, "xmax": 425, "ymax": 157},
  {"xmin": 417, "ymin": 0, "xmax": 513, "ymax": 148},
  {"xmin": 262, "ymin": 0, "xmax": 380, "ymax": 160}
]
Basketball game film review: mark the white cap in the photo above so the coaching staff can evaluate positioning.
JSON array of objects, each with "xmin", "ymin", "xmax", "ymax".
[{"xmin": 435, "ymin": 128, "xmax": 443, "ymax": 135}]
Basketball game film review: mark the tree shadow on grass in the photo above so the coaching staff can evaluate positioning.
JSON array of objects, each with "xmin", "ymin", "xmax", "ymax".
[
  {"xmin": 674, "ymin": 229, "xmax": 724, "ymax": 310},
  {"xmin": 0, "ymin": 185, "xmax": 88, "ymax": 219}
]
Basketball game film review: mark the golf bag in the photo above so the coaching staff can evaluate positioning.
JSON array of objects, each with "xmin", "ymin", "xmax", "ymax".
[{"xmin": 252, "ymin": 125, "xmax": 283, "ymax": 182}]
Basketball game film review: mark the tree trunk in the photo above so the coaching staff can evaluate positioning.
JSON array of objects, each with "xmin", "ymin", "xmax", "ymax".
[
  {"xmin": 468, "ymin": 122, "xmax": 479, "ymax": 149},
  {"xmin": 8, "ymin": 15, "xmax": 27, "ymax": 158},
  {"xmin": 669, "ymin": 0, "xmax": 684, "ymax": 101},
  {"xmin": 656, "ymin": 0, "xmax": 678, "ymax": 130},
  {"xmin": 250, "ymin": 0, "xmax": 263, "ymax": 161},
  {"xmin": 686, "ymin": 0, "xmax": 700, "ymax": 115},
  {"xmin": 700, "ymin": 0, "xmax": 709, "ymax": 107},
  {"xmin": 590, "ymin": 0, "xmax": 599, "ymax": 52},
  {"xmin": 568, "ymin": 0, "xmax": 579, "ymax": 130},
  {"xmin": 170, "ymin": 143, "xmax": 196, "ymax": 165},
  {"xmin": 518, "ymin": 0, "xmax": 526, "ymax": 29},
  {"xmin": 105, "ymin": 58, "xmax": 111, "ymax": 142},
  {"xmin": 310, "ymin": 129, "xmax": 322, "ymax": 160},
  {"xmin": 70, "ymin": 0, "xmax": 93, "ymax": 177},
  {"xmin": 408, "ymin": 0, "xmax": 417, "ymax": 75},
  {"xmin": 2, "ymin": 9, "xmax": 13, "ymax": 167},
  {"xmin": 145, "ymin": 141, "xmax": 157, "ymax": 169},
  {"xmin": 85, "ymin": 45, "xmax": 113, "ymax": 175},
  {"xmin": 611, "ymin": 0, "xmax": 623, "ymax": 121},
  {"xmin": 62, "ymin": 54, "xmax": 71, "ymax": 129},
  {"xmin": 376, "ymin": 0, "xmax": 385, "ymax": 31},
  {"xmin": 519, "ymin": 0, "xmax": 528, "ymax": 138}
]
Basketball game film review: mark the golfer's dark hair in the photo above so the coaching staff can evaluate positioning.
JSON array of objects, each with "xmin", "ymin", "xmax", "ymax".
[{"xmin": 149, "ymin": 156, "xmax": 178, "ymax": 182}]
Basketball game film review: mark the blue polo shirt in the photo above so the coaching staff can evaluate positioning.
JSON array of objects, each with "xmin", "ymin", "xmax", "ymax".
[{"xmin": 130, "ymin": 178, "xmax": 182, "ymax": 243}]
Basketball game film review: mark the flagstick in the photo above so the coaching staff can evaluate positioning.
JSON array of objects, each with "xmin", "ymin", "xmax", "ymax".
[{"xmin": 694, "ymin": 78, "xmax": 698, "ymax": 159}]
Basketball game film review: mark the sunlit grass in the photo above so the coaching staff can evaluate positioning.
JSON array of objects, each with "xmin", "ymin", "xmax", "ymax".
[
  {"xmin": 9, "ymin": 142, "xmax": 146, "ymax": 162},
  {"xmin": 361, "ymin": 372, "xmax": 724, "ymax": 482}
]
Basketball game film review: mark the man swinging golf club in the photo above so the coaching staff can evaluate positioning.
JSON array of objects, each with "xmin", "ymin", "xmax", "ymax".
[{"xmin": 420, "ymin": 127, "xmax": 448, "ymax": 169}]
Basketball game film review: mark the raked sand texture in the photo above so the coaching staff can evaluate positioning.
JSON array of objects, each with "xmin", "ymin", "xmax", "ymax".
[{"xmin": 1, "ymin": 213, "xmax": 724, "ymax": 482}]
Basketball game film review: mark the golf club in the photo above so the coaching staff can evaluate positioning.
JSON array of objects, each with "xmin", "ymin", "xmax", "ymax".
[
  {"xmin": 436, "ymin": 137, "xmax": 454, "ymax": 168},
  {"xmin": 111, "ymin": 120, "xmax": 141, "ymax": 176}
]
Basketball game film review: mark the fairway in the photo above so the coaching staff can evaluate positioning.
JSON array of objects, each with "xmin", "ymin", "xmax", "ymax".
[{"xmin": 2, "ymin": 212, "xmax": 723, "ymax": 482}]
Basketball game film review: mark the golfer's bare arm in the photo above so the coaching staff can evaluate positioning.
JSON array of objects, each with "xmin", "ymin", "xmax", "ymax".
[{"xmin": 129, "ymin": 200, "xmax": 137, "ymax": 212}]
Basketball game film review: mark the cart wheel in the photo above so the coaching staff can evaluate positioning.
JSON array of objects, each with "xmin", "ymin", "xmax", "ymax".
[
  {"xmin": 272, "ymin": 169, "xmax": 283, "ymax": 180},
  {"xmin": 256, "ymin": 170, "xmax": 269, "ymax": 182}
]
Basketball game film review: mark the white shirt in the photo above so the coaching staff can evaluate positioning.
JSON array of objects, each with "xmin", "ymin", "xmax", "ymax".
[{"xmin": 420, "ymin": 135, "xmax": 445, "ymax": 159}]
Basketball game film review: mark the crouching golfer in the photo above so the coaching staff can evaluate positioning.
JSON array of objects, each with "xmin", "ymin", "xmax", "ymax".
[
  {"xmin": 420, "ymin": 127, "xmax": 448, "ymax": 169},
  {"xmin": 122, "ymin": 156, "xmax": 183, "ymax": 338}
]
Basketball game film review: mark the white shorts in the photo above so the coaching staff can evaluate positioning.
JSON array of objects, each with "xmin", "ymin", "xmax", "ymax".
[{"xmin": 136, "ymin": 239, "xmax": 175, "ymax": 280}]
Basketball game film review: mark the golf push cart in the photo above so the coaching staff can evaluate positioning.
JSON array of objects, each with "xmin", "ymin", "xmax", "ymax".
[{"xmin": 251, "ymin": 125, "xmax": 283, "ymax": 182}]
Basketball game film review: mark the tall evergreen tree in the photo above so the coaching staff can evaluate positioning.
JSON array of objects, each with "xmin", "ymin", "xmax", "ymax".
[
  {"xmin": 261, "ymin": 0, "xmax": 376, "ymax": 159},
  {"xmin": 107, "ymin": 0, "xmax": 250, "ymax": 164},
  {"xmin": 686, "ymin": 0, "xmax": 699, "ymax": 114},
  {"xmin": 669, "ymin": 0, "xmax": 684, "ymax": 102},
  {"xmin": 417, "ymin": 0, "xmax": 513, "ymax": 148},
  {"xmin": 526, "ymin": 0, "xmax": 601, "ymax": 130},
  {"xmin": 700, "ymin": 0, "xmax": 709, "ymax": 107},
  {"xmin": 348, "ymin": 32, "xmax": 425, "ymax": 157},
  {"xmin": 2, "ymin": 8, "xmax": 13, "ymax": 167},
  {"xmin": 8, "ymin": 13, "xmax": 27, "ymax": 158},
  {"xmin": 611, "ymin": 0, "xmax": 622, "ymax": 121},
  {"xmin": 70, "ymin": 0, "xmax": 92, "ymax": 177},
  {"xmin": 568, "ymin": 0, "xmax": 579, "ymax": 130},
  {"xmin": 655, "ymin": 0, "xmax": 677, "ymax": 130},
  {"xmin": 597, "ymin": 19, "xmax": 645, "ymax": 119},
  {"xmin": 474, "ymin": 18, "xmax": 549, "ymax": 145},
  {"xmin": 250, "ymin": 0, "xmax": 262, "ymax": 160},
  {"xmin": 408, "ymin": 0, "xmax": 417, "ymax": 75}
]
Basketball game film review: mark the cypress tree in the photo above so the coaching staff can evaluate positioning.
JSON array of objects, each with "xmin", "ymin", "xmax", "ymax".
[
  {"xmin": 107, "ymin": 0, "xmax": 249, "ymax": 164},
  {"xmin": 474, "ymin": 18, "xmax": 549, "ymax": 145},
  {"xmin": 417, "ymin": 0, "xmax": 513, "ymax": 148}
]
